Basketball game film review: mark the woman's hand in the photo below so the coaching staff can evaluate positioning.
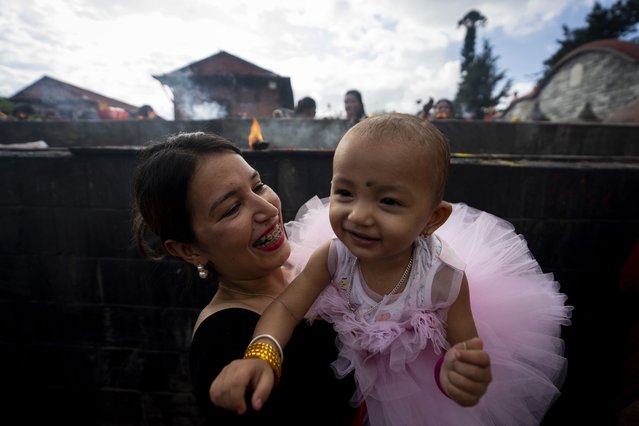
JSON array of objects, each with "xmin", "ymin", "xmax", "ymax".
[
  {"xmin": 440, "ymin": 337, "xmax": 492, "ymax": 406},
  {"xmin": 209, "ymin": 358, "xmax": 276, "ymax": 414}
]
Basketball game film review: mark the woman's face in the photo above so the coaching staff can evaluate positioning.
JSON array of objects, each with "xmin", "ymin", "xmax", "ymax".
[
  {"xmin": 344, "ymin": 93, "xmax": 361, "ymax": 119},
  {"xmin": 187, "ymin": 152, "xmax": 290, "ymax": 281},
  {"xmin": 435, "ymin": 102, "xmax": 451, "ymax": 119},
  {"xmin": 301, "ymin": 107, "xmax": 316, "ymax": 118}
]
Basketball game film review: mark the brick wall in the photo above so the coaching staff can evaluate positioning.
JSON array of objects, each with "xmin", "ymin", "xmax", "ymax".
[{"xmin": 1, "ymin": 122, "xmax": 639, "ymax": 425}]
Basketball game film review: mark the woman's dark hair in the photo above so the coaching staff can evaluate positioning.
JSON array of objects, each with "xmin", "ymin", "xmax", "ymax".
[
  {"xmin": 345, "ymin": 89, "xmax": 366, "ymax": 120},
  {"xmin": 132, "ymin": 132, "xmax": 241, "ymax": 260},
  {"xmin": 294, "ymin": 96, "xmax": 316, "ymax": 116}
]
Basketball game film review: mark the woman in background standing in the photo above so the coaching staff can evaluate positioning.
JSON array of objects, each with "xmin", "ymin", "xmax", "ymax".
[{"xmin": 344, "ymin": 89, "xmax": 366, "ymax": 123}]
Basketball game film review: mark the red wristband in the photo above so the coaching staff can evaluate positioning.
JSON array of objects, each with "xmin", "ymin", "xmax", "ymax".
[{"xmin": 434, "ymin": 355, "xmax": 450, "ymax": 398}]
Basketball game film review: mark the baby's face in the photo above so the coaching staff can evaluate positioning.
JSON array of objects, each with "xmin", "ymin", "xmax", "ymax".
[{"xmin": 329, "ymin": 134, "xmax": 437, "ymax": 262}]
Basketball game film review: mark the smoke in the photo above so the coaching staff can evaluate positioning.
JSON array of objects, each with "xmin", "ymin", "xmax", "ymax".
[
  {"xmin": 165, "ymin": 70, "xmax": 229, "ymax": 119},
  {"xmin": 186, "ymin": 101, "xmax": 228, "ymax": 119}
]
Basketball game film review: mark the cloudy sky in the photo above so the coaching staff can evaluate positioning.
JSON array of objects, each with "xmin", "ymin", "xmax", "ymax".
[{"xmin": 0, "ymin": 0, "xmax": 625, "ymax": 119}]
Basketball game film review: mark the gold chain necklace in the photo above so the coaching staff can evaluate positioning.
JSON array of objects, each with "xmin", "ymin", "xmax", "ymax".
[
  {"xmin": 347, "ymin": 250, "xmax": 414, "ymax": 317},
  {"xmin": 218, "ymin": 282, "xmax": 301, "ymax": 321}
]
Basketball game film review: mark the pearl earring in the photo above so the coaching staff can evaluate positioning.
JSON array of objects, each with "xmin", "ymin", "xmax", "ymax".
[{"xmin": 197, "ymin": 264, "xmax": 209, "ymax": 279}]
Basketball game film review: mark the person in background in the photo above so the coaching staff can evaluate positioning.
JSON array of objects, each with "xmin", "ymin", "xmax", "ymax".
[
  {"xmin": 12, "ymin": 104, "xmax": 36, "ymax": 121},
  {"xmin": 136, "ymin": 104, "xmax": 157, "ymax": 120},
  {"xmin": 417, "ymin": 97, "xmax": 435, "ymax": 119},
  {"xmin": 344, "ymin": 89, "xmax": 366, "ymax": 123},
  {"xmin": 131, "ymin": 132, "xmax": 362, "ymax": 425},
  {"xmin": 433, "ymin": 98, "xmax": 456, "ymax": 119},
  {"xmin": 294, "ymin": 97, "xmax": 317, "ymax": 118},
  {"xmin": 483, "ymin": 106, "xmax": 499, "ymax": 121},
  {"xmin": 210, "ymin": 113, "xmax": 572, "ymax": 425}
]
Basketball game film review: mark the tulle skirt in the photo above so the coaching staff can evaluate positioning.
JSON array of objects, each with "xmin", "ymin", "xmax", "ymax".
[{"xmin": 285, "ymin": 197, "xmax": 573, "ymax": 425}]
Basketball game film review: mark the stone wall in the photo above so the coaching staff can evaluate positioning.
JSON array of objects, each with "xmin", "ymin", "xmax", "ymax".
[
  {"xmin": 540, "ymin": 50, "xmax": 639, "ymax": 121},
  {"xmin": 504, "ymin": 46, "xmax": 639, "ymax": 122},
  {"xmin": 1, "ymin": 121, "xmax": 639, "ymax": 425}
]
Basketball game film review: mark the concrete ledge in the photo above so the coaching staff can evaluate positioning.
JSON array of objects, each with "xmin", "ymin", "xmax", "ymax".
[{"xmin": 1, "ymin": 119, "xmax": 639, "ymax": 156}]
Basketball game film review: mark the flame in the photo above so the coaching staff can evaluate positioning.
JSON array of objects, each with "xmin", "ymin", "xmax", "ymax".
[{"xmin": 248, "ymin": 117, "xmax": 264, "ymax": 148}]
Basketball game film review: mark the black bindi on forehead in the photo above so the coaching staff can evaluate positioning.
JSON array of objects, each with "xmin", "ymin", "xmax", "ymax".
[{"xmin": 365, "ymin": 181, "xmax": 374, "ymax": 187}]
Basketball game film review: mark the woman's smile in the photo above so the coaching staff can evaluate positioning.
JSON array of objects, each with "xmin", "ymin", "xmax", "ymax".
[{"xmin": 254, "ymin": 223, "xmax": 285, "ymax": 251}]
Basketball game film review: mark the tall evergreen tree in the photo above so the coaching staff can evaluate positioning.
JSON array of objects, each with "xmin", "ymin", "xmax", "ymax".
[
  {"xmin": 458, "ymin": 10, "xmax": 487, "ymax": 73},
  {"xmin": 454, "ymin": 11, "xmax": 511, "ymax": 119},
  {"xmin": 542, "ymin": 0, "xmax": 639, "ymax": 76}
]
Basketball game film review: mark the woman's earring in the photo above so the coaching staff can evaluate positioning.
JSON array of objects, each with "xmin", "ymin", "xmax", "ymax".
[{"xmin": 197, "ymin": 264, "xmax": 209, "ymax": 279}]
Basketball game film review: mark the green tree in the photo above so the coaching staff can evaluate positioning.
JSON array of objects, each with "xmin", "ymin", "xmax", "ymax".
[
  {"xmin": 454, "ymin": 11, "xmax": 511, "ymax": 119},
  {"xmin": 0, "ymin": 98, "xmax": 14, "ymax": 116},
  {"xmin": 542, "ymin": 0, "xmax": 639, "ymax": 76},
  {"xmin": 458, "ymin": 10, "xmax": 487, "ymax": 73}
]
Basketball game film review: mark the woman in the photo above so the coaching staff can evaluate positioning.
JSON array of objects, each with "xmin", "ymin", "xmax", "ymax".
[
  {"xmin": 344, "ymin": 90, "xmax": 366, "ymax": 123},
  {"xmin": 433, "ymin": 99, "xmax": 455, "ymax": 119},
  {"xmin": 132, "ymin": 132, "xmax": 360, "ymax": 424},
  {"xmin": 294, "ymin": 96, "xmax": 317, "ymax": 118}
]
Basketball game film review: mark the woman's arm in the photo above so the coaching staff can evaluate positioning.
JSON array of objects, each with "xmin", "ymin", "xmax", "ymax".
[{"xmin": 191, "ymin": 309, "xmax": 268, "ymax": 423}]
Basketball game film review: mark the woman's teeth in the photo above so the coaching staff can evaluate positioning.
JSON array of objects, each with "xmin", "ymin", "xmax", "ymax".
[{"xmin": 254, "ymin": 224, "xmax": 282, "ymax": 248}]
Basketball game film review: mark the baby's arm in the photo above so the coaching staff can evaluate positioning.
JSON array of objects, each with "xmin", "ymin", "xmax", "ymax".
[
  {"xmin": 253, "ymin": 240, "xmax": 333, "ymax": 348},
  {"xmin": 210, "ymin": 241, "xmax": 333, "ymax": 413},
  {"xmin": 439, "ymin": 273, "xmax": 492, "ymax": 406},
  {"xmin": 446, "ymin": 273, "xmax": 478, "ymax": 344}
]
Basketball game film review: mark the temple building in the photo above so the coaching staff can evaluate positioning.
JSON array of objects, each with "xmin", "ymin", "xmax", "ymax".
[{"xmin": 153, "ymin": 51, "xmax": 294, "ymax": 120}]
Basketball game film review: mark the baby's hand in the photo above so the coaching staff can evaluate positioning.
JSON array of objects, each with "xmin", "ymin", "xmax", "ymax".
[
  {"xmin": 209, "ymin": 358, "xmax": 276, "ymax": 414},
  {"xmin": 440, "ymin": 337, "xmax": 492, "ymax": 406}
]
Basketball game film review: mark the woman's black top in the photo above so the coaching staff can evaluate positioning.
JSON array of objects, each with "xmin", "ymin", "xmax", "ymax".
[{"xmin": 190, "ymin": 308, "xmax": 359, "ymax": 425}]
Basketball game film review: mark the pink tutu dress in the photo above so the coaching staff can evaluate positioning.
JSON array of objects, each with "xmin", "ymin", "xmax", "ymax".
[{"xmin": 285, "ymin": 196, "xmax": 572, "ymax": 426}]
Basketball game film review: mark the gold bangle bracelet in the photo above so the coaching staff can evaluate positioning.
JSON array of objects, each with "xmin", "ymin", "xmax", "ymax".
[
  {"xmin": 244, "ymin": 341, "xmax": 282, "ymax": 385},
  {"xmin": 249, "ymin": 334, "xmax": 284, "ymax": 362}
]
